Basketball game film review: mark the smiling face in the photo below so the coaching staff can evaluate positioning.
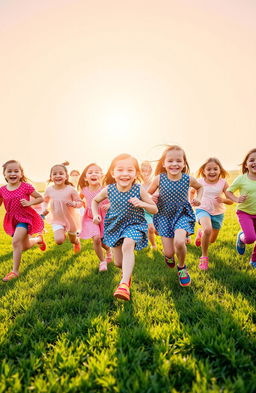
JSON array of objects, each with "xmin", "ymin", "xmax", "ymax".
[
  {"xmin": 203, "ymin": 161, "xmax": 221, "ymax": 183},
  {"xmin": 163, "ymin": 149, "xmax": 185, "ymax": 178},
  {"xmin": 245, "ymin": 152, "xmax": 256, "ymax": 176},
  {"xmin": 85, "ymin": 165, "xmax": 102, "ymax": 186},
  {"xmin": 112, "ymin": 158, "xmax": 137, "ymax": 190},
  {"xmin": 50, "ymin": 165, "xmax": 68, "ymax": 186},
  {"xmin": 4, "ymin": 162, "xmax": 22, "ymax": 185}
]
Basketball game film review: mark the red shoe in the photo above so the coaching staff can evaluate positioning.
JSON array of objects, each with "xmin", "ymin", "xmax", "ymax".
[
  {"xmin": 2, "ymin": 271, "xmax": 19, "ymax": 282},
  {"xmin": 38, "ymin": 235, "xmax": 46, "ymax": 251},
  {"xmin": 114, "ymin": 282, "xmax": 130, "ymax": 301},
  {"xmin": 73, "ymin": 240, "xmax": 81, "ymax": 254}
]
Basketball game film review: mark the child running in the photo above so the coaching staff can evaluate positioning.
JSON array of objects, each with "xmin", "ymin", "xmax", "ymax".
[
  {"xmin": 42, "ymin": 162, "xmax": 82, "ymax": 253},
  {"xmin": 193, "ymin": 158, "xmax": 233, "ymax": 270},
  {"xmin": 0, "ymin": 160, "xmax": 45, "ymax": 281},
  {"xmin": 226, "ymin": 148, "xmax": 256, "ymax": 268},
  {"xmin": 140, "ymin": 160, "xmax": 157, "ymax": 249},
  {"xmin": 78, "ymin": 163, "xmax": 112, "ymax": 272},
  {"xmin": 92, "ymin": 153, "xmax": 158, "ymax": 301},
  {"xmin": 148, "ymin": 145, "xmax": 203, "ymax": 287}
]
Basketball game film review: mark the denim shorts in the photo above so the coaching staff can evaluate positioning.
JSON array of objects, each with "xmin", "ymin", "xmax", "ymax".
[{"xmin": 195, "ymin": 209, "xmax": 224, "ymax": 230}]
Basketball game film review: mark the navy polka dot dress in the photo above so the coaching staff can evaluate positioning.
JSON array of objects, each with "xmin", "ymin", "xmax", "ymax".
[
  {"xmin": 153, "ymin": 173, "xmax": 195, "ymax": 238},
  {"xmin": 103, "ymin": 183, "xmax": 148, "ymax": 250}
]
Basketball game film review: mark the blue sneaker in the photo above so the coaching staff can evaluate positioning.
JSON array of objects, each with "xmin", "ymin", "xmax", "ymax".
[
  {"xmin": 178, "ymin": 266, "xmax": 191, "ymax": 287},
  {"xmin": 249, "ymin": 260, "xmax": 256, "ymax": 268},
  {"xmin": 236, "ymin": 231, "xmax": 245, "ymax": 255}
]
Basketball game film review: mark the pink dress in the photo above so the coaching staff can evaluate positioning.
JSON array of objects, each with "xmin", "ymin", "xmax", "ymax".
[
  {"xmin": 198, "ymin": 178, "xmax": 227, "ymax": 215},
  {"xmin": 79, "ymin": 187, "xmax": 109, "ymax": 239},
  {"xmin": 44, "ymin": 185, "xmax": 81, "ymax": 233},
  {"xmin": 0, "ymin": 182, "xmax": 44, "ymax": 236}
]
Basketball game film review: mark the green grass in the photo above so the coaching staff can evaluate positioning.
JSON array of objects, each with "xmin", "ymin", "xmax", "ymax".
[{"xmin": 0, "ymin": 205, "xmax": 256, "ymax": 393}]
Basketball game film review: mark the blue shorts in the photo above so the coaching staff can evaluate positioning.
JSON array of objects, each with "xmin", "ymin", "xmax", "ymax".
[
  {"xmin": 195, "ymin": 209, "xmax": 224, "ymax": 230},
  {"xmin": 12, "ymin": 222, "xmax": 29, "ymax": 237}
]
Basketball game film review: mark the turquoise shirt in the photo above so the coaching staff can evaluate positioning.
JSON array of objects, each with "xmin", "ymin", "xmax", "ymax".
[{"xmin": 227, "ymin": 174, "xmax": 256, "ymax": 214}]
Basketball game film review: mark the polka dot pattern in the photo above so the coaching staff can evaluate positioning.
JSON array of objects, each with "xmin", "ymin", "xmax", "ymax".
[
  {"xmin": 103, "ymin": 183, "xmax": 148, "ymax": 250},
  {"xmin": 153, "ymin": 173, "xmax": 195, "ymax": 238},
  {"xmin": 0, "ymin": 182, "xmax": 44, "ymax": 236}
]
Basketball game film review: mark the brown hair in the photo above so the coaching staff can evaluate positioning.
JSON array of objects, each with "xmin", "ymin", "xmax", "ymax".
[
  {"xmin": 49, "ymin": 161, "xmax": 73, "ymax": 186},
  {"xmin": 155, "ymin": 145, "xmax": 189, "ymax": 175},
  {"xmin": 241, "ymin": 148, "xmax": 256, "ymax": 174},
  {"xmin": 104, "ymin": 154, "xmax": 142, "ymax": 185},
  {"xmin": 77, "ymin": 163, "xmax": 102, "ymax": 190},
  {"xmin": 70, "ymin": 169, "xmax": 80, "ymax": 176},
  {"xmin": 2, "ymin": 160, "xmax": 27, "ymax": 182},
  {"xmin": 197, "ymin": 157, "xmax": 229, "ymax": 179}
]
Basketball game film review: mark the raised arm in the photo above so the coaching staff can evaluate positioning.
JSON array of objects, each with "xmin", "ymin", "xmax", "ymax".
[
  {"xmin": 189, "ymin": 176, "xmax": 203, "ymax": 206},
  {"xmin": 147, "ymin": 175, "xmax": 160, "ymax": 195},
  {"xmin": 92, "ymin": 187, "xmax": 108, "ymax": 224},
  {"xmin": 129, "ymin": 186, "xmax": 158, "ymax": 214},
  {"xmin": 217, "ymin": 182, "xmax": 234, "ymax": 205}
]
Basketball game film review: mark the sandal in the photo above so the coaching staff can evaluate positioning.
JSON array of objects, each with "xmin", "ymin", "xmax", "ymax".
[
  {"xmin": 99, "ymin": 261, "xmax": 108, "ymax": 272},
  {"xmin": 164, "ymin": 255, "xmax": 175, "ymax": 268},
  {"xmin": 73, "ymin": 240, "xmax": 81, "ymax": 254},
  {"xmin": 2, "ymin": 271, "xmax": 19, "ymax": 282},
  {"xmin": 38, "ymin": 235, "xmax": 46, "ymax": 251},
  {"xmin": 114, "ymin": 282, "xmax": 130, "ymax": 301},
  {"xmin": 199, "ymin": 256, "xmax": 209, "ymax": 270}
]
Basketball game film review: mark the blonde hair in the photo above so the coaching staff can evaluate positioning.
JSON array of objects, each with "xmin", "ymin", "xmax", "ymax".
[
  {"xmin": 77, "ymin": 163, "xmax": 102, "ymax": 190},
  {"xmin": 197, "ymin": 157, "xmax": 229, "ymax": 179},
  {"xmin": 2, "ymin": 160, "xmax": 27, "ymax": 182},
  {"xmin": 104, "ymin": 154, "xmax": 142, "ymax": 185},
  {"xmin": 155, "ymin": 145, "xmax": 189, "ymax": 175}
]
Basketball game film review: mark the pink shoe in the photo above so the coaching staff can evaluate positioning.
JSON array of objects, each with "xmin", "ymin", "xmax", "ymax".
[
  {"xmin": 106, "ymin": 250, "xmax": 112, "ymax": 263},
  {"xmin": 195, "ymin": 229, "xmax": 202, "ymax": 247},
  {"xmin": 199, "ymin": 256, "xmax": 209, "ymax": 270},
  {"xmin": 99, "ymin": 261, "xmax": 108, "ymax": 272},
  {"xmin": 2, "ymin": 271, "xmax": 19, "ymax": 282},
  {"xmin": 73, "ymin": 240, "xmax": 81, "ymax": 254}
]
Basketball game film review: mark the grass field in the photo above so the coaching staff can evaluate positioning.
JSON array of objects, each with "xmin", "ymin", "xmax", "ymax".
[{"xmin": 0, "ymin": 205, "xmax": 256, "ymax": 393}]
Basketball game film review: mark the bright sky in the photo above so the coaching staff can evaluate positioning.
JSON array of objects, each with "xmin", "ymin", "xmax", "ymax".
[{"xmin": 0, "ymin": 0, "xmax": 255, "ymax": 182}]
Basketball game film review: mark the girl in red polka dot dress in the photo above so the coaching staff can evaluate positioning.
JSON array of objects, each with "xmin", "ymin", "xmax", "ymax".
[{"xmin": 0, "ymin": 160, "xmax": 46, "ymax": 282}]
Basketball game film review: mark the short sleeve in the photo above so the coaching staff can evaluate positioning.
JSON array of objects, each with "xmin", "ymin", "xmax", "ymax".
[
  {"xmin": 227, "ymin": 175, "xmax": 242, "ymax": 193},
  {"xmin": 25, "ymin": 182, "xmax": 35, "ymax": 195}
]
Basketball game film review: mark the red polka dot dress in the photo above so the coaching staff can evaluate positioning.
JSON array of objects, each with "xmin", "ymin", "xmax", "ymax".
[{"xmin": 0, "ymin": 182, "xmax": 44, "ymax": 236}]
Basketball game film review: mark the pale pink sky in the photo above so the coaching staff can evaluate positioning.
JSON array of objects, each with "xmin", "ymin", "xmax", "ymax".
[{"xmin": 0, "ymin": 0, "xmax": 255, "ymax": 181}]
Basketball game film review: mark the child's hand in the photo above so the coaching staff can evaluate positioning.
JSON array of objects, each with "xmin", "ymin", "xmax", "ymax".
[
  {"xmin": 102, "ymin": 203, "xmax": 110, "ymax": 211},
  {"xmin": 191, "ymin": 198, "xmax": 201, "ymax": 207},
  {"xmin": 129, "ymin": 197, "xmax": 143, "ymax": 208},
  {"xmin": 93, "ymin": 215, "xmax": 101, "ymax": 224},
  {"xmin": 42, "ymin": 210, "xmax": 49, "ymax": 216},
  {"xmin": 20, "ymin": 199, "xmax": 31, "ymax": 207},
  {"xmin": 215, "ymin": 196, "xmax": 224, "ymax": 203},
  {"xmin": 238, "ymin": 195, "xmax": 247, "ymax": 203},
  {"xmin": 66, "ymin": 201, "xmax": 77, "ymax": 208}
]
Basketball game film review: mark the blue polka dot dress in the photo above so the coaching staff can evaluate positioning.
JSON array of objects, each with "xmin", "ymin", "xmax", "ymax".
[
  {"xmin": 153, "ymin": 173, "xmax": 195, "ymax": 238},
  {"xmin": 103, "ymin": 183, "xmax": 148, "ymax": 250}
]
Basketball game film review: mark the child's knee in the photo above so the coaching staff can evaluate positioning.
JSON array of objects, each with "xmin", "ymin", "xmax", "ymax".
[
  {"xmin": 203, "ymin": 227, "xmax": 212, "ymax": 237},
  {"xmin": 174, "ymin": 239, "xmax": 185, "ymax": 250},
  {"xmin": 93, "ymin": 236, "xmax": 101, "ymax": 246},
  {"xmin": 122, "ymin": 238, "xmax": 135, "ymax": 252},
  {"xmin": 12, "ymin": 238, "xmax": 23, "ymax": 248}
]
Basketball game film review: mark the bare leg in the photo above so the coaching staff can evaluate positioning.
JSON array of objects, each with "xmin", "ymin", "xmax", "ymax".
[
  {"xmin": 54, "ymin": 229, "xmax": 66, "ymax": 245},
  {"xmin": 12, "ymin": 227, "xmax": 37, "ymax": 274},
  {"xmin": 161, "ymin": 236, "xmax": 174, "ymax": 259},
  {"xmin": 148, "ymin": 224, "xmax": 157, "ymax": 248},
  {"xmin": 121, "ymin": 238, "xmax": 136, "ymax": 284},
  {"xmin": 92, "ymin": 235, "xmax": 105, "ymax": 261},
  {"xmin": 112, "ymin": 245, "xmax": 123, "ymax": 268},
  {"xmin": 174, "ymin": 229, "xmax": 187, "ymax": 268},
  {"xmin": 200, "ymin": 216, "xmax": 213, "ymax": 257},
  {"xmin": 209, "ymin": 228, "xmax": 220, "ymax": 243}
]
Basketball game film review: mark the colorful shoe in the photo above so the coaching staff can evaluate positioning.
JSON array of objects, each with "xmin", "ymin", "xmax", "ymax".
[
  {"xmin": 164, "ymin": 255, "xmax": 175, "ymax": 268},
  {"xmin": 199, "ymin": 256, "xmax": 209, "ymax": 270},
  {"xmin": 106, "ymin": 250, "xmax": 112, "ymax": 263},
  {"xmin": 114, "ymin": 282, "xmax": 130, "ymax": 301},
  {"xmin": 249, "ymin": 260, "xmax": 256, "ymax": 268},
  {"xmin": 236, "ymin": 231, "xmax": 245, "ymax": 255},
  {"xmin": 195, "ymin": 229, "xmax": 202, "ymax": 247},
  {"xmin": 177, "ymin": 266, "xmax": 191, "ymax": 287},
  {"xmin": 99, "ymin": 261, "xmax": 108, "ymax": 272},
  {"xmin": 2, "ymin": 271, "xmax": 19, "ymax": 282},
  {"xmin": 38, "ymin": 235, "xmax": 46, "ymax": 251},
  {"xmin": 73, "ymin": 240, "xmax": 81, "ymax": 254}
]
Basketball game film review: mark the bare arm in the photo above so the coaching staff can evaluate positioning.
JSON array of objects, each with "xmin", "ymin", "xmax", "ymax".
[
  {"xmin": 147, "ymin": 176, "xmax": 160, "ymax": 195},
  {"xmin": 129, "ymin": 187, "xmax": 158, "ymax": 214},
  {"xmin": 92, "ymin": 187, "xmax": 108, "ymax": 224},
  {"xmin": 225, "ymin": 190, "xmax": 247, "ymax": 204},
  {"xmin": 66, "ymin": 188, "xmax": 84, "ymax": 208},
  {"xmin": 20, "ymin": 190, "xmax": 43, "ymax": 207},
  {"xmin": 189, "ymin": 176, "xmax": 203, "ymax": 206},
  {"xmin": 216, "ymin": 182, "xmax": 234, "ymax": 205}
]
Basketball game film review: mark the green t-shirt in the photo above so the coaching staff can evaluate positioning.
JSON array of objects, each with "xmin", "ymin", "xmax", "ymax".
[{"xmin": 227, "ymin": 174, "xmax": 256, "ymax": 214}]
